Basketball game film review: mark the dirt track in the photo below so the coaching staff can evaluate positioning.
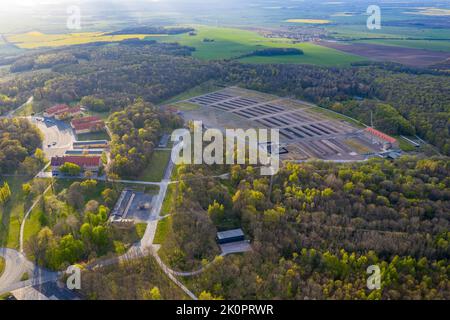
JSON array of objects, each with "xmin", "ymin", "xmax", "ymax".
[{"xmin": 317, "ymin": 41, "xmax": 450, "ymax": 67}]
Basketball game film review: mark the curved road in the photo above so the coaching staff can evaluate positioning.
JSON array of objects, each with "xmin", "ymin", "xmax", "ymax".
[{"xmin": 0, "ymin": 248, "xmax": 58, "ymax": 295}]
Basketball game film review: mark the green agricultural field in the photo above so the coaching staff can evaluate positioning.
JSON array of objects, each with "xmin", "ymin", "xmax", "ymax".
[
  {"xmin": 238, "ymin": 43, "xmax": 365, "ymax": 66},
  {"xmin": 146, "ymin": 25, "xmax": 365, "ymax": 66}
]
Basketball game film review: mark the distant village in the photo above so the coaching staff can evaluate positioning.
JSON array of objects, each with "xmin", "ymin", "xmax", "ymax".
[{"xmin": 255, "ymin": 26, "xmax": 329, "ymax": 43}]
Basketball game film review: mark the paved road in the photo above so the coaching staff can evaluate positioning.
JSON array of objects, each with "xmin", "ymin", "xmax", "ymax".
[{"xmin": 0, "ymin": 248, "xmax": 58, "ymax": 295}]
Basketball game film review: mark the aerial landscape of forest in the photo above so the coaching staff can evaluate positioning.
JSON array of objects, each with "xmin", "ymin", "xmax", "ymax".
[{"xmin": 0, "ymin": 0, "xmax": 448, "ymax": 308}]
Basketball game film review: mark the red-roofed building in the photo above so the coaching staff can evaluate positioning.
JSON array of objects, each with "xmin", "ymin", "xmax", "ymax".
[
  {"xmin": 51, "ymin": 156, "xmax": 102, "ymax": 175},
  {"xmin": 70, "ymin": 116, "xmax": 105, "ymax": 134},
  {"xmin": 364, "ymin": 127, "xmax": 398, "ymax": 147},
  {"xmin": 44, "ymin": 105, "xmax": 81, "ymax": 120}
]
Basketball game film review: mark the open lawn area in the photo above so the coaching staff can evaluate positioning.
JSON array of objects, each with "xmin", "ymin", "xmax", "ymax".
[
  {"xmin": 137, "ymin": 150, "xmax": 171, "ymax": 182},
  {"xmin": 153, "ymin": 216, "xmax": 172, "ymax": 245},
  {"xmin": 146, "ymin": 25, "xmax": 365, "ymax": 66},
  {"xmin": 161, "ymin": 184, "xmax": 175, "ymax": 217},
  {"xmin": 395, "ymin": 136, "xmax": 419, "ymax": 152},
  {"xmin": 22, "ymin": 205, "xmax": 45, "ymax": 246},
  {"xmin": 309, "ymin": 106, "xmax": 366, "ymax": 128},
  {"xmin": 135, "ymin": 222, "xmax": 148, "ymax": 240},
  {"xmin": 76, "ymin": 131, "xmax": 110, "ymax": 142},
  {"xmin": 0, "ymin": 176, "xmax": 33, "ymax": 249},
  {"xmin": 0, "ymin": 256, "xmax": 5, "ymax": 277}
]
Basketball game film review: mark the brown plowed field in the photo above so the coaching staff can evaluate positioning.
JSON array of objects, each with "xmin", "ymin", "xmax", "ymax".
[{"xmin": 317, "ymin": 41, "xmax": 450, "ymax": 67}]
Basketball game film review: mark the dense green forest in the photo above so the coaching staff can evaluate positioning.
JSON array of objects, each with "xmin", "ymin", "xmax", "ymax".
[
  {"xmin": 108, "ymin": 99, "xmax": 181, "ymax": 178},
  {"xmin": 0, "ymin": 118, "xmax": 43, "ymax": 174},
  {"xmin": 159, "ymin": 157, "xmax": 449, "ymax": 299},
  {"xmin": 0, "ymin": 41, "xmax": 448, "ymax": 154}
]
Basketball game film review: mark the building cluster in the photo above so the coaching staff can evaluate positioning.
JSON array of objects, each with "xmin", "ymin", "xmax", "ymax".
[
  {"xmin": 43, "ymin": 104, "xmax": 81, "ymax": 120},
  {"xmin": 51, "ymin": 155, "xmax": 102, "ymax": 175},
  {"xmin": 364, "ymin": 127, "xmax": 398, "ymax": 150},
  {"xmin": 51, "ymin": 140, "xmax": 109, "ymax": 176},
  {"xmin": 70, "ymin": 116, "xmax": 105, "ymax": 135},
  {"xmin": 44, "ymin": 105, "xmax": 106, "ymax": 134},
  {"xmin": 43, "ymin": 104, "xmax": 110, "ymax": 177}
]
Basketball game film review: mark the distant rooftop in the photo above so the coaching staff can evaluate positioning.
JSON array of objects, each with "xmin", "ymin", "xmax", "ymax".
[
  {"xmin": 73, "ymin": 140, "xmax": 108, "ymax": 145},
  {"xmin": 217, "ymin": 228, "xmax": 245, "ymax": 240},
  {"xmin": 51, "ymin": 155, "xmax": 101, "ymax": 167},
  {"xmin": 65, "ymin": 149, "xmax": 104, "ymax": 155},
  {"xmin": 365, "ymin": 127, "xmax": 397, "ymax": 144}
]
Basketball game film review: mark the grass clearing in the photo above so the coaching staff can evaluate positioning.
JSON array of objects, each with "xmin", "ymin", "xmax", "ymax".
[
  {"xmin": 0, "ymin": 176, "xmax": 31, "ymax": 249},
  {"xmin": 171, "ymin": 102, "xmax": 201, "ymax": 111},
  {"xmin": 137, "ymin": 150, "xmax": 171, "ymax": 182},
  {"xmin": 23, "ymin": 206, "xmax": 44, "ymax": 245},
  {"xmin": 308, "ymin": 106, "xmax": 366, "ymax": 128},
  {"xmin": 0, "ymin": 292, "xmax": 12, "ymax": 300},
  {"xmin": 76, "ymin": 131, "xmax": 110, "ymax": 142},
  {"xmin": 135, "ymin": 223, "xmax": 147, "ymax": 240},
  {"xmin": 20, "ymin": 272, "xmax": 29, "ymax": 281},
  {"xmin": 161, "ymin": 184, "xmax": 176, "ymax": 217},
  {"xmin": 153, "ymin": 216, "xmax": 172, "ymax": 245},
  {"xmin": 161, "ymin": 80, "xmax": 223, "ymax": 105},
  {"xmin": 395, "ymin": 136, "xmax": 418, "ymax": 152}
]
